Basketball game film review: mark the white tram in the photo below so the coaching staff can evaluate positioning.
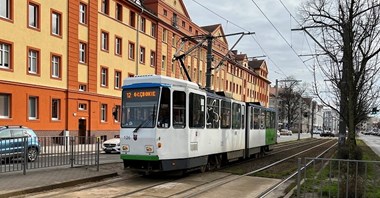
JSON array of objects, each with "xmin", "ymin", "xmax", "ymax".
[{"xmin": 119, "ymin": 75, "xmax": 276, "ymax": 174}]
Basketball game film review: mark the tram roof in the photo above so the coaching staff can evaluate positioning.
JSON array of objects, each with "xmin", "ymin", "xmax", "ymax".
[{"xmin": 123, "ymin": 75, "xmax": 199, "ymax": 89}]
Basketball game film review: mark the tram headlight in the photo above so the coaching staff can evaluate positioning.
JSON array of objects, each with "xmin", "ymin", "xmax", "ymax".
[
  {"xmin": 122, "ymin": 145, "xmax": 130, "ymax": 152},
  {"xmin": 157, "ymin": 142, "xmax": 162, "ymax": 148},
  {"xmin": 145, "ymin": 145, "xmax": 154, "ymax": 153}
]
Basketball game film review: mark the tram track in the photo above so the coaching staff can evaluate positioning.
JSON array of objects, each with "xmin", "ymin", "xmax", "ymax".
[{"xmin": 21, "ymin": 139, "xmax": 336, "ymax": 198}]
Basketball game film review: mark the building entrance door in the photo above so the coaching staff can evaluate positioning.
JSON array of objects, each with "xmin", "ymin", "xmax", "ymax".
[{"xmin": 78, "ymin": 119, "xmax": 86, "ymax": 144}]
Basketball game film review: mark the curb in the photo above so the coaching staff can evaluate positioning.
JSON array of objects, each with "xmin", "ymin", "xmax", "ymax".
[{"xmin": 0, "ymin": 172, "xmax": 118, "ymax": 198}]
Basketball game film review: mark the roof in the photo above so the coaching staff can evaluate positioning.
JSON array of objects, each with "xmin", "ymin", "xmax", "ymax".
[
  {"xmin": 201, "ymin": 24, "xmax": 220, "ymax": 33},
  {"xmin": 248, "ymin": 59, "xmax": 265, "ymax": 69}
]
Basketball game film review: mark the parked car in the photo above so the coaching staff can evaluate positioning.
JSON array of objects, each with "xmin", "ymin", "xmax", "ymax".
[
  {"xmin": 280, "ymin": 129, "xmax": 292, "ymax": 136},
  {"xmin": 320, "ymin": 130, "xmax": 335, "ymax": 137},
  {"xmin": 313, "ymin": 129, "xmax": 323, "ymax": 134},
  {"xmin": 102, "ymin": 135, "xmax": 120, "ymax": 154},
  {"xmin": 0, "ymin": 126, "xmax": 40, "ymax": 162}
]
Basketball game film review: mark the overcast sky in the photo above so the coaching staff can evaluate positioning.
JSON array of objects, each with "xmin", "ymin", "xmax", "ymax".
[{"xmin": 182, "ymin": 0, "xmax": 322, "ymax": 86}]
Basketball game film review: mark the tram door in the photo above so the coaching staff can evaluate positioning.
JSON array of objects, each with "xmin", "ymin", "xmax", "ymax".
[{"xmin": 188, "ymin": 92, "xmax": 206, "ymax": 156}]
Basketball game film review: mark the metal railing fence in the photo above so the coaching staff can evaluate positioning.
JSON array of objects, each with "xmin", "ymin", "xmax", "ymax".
[
  {"xmin": 0, "ymin": 136, "xmax": 100, "ymax": 175},
  {"xmin": 296, "ymin": 157, "xmax": 380, "ymax": 198}
]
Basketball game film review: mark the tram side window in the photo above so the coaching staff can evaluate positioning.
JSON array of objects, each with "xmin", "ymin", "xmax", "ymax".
[
  {"xmin": 221, "ymin": 100, "xmax": 231, "ymax": 129},
  {"xmin": 173, "ymin": 91, "xmax": 186, "ymax": 128},
  {"xmin": 241, "ymin": 105, "xmax": 245, "ymax": 129},
  {"xmin": 232, "ymin": 103, "xmax": 241, "ymax": 129},
  {"xmin": 253, "ymin": 108, "xmax": 260, "ymax": 129},
  {"xmin": 265, "ymin": 110, "xmax": 271, "ymax": 128},
  {"xmin": 157, "ymin": 88, "xmax": 171, "ymax": 128},
  {"xmin": 271, "ymin": 112, "xmax": 276, "ymax": 128},
  {"xmin": 250, "ymin": 107, "xmax": 254, "ymax": 129},
  {"xmin": 260, "ymin": 110, "xmax": 265, "ymax": 129},
  {"xmin": 206, "ymin": 98, "xmax": 220, "ymax": 129},
  {"xmin": 189, "ymin": 93, "xmax": 205, "ymax": 128}
]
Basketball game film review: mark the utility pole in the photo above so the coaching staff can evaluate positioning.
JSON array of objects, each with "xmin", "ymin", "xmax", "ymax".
[
  {"xmin": 299, "ymin": 101, "xmax": 302, "ymax": 140},
  {"xmin": 311, "ymin": 101, "xmax": 315, "ymax": 138},
  {"xmin": 205, "ymin": 33, "xmax": 213, "ymax": 91}
]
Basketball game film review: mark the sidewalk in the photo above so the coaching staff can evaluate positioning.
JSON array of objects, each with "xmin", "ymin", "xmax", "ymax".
[{"xmin": 0, "ymin": 162, "xmax": 122, "ymax": 198}]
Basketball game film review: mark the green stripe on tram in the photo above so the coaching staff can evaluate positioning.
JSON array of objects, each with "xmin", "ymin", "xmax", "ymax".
[
  {"xmin": 120, "ymin": 154, "xmax": 159, "ymax": 161},
  {"xmin": 266, "ymin": 128, "xmax": 276, "ymax": 145}
]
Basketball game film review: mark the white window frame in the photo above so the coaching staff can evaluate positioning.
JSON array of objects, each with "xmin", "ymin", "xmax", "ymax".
[
  {"xmin": 79, "ymin": 84, "xmax": 86, "ymax": 91},
  {"xmin": 79, "ymin": 3, "xmax": 87, "ymax": 24},
  {"xmin": 28, "ymin": 49, "xmax": 38, "ymax": 74},
  {"xmin": 151, "ymin": 23, "xmax": 156, "ymax": 37},
  {"xmin": 150, "ymin": 51, "xmax": 156, "ymax": 67},
  {"xmin": 0, "ymin": 94, "xmax": 10, "ymax": 118},
  {"xmin": 162, "ymin": 55, "xmax": 166, "ymax": 70},
  {"xmin": 51, "ymin": 99, "xmax": 60, "ymax": 120},
  {"xmin": 115, "ymin": 37, "xmax": 121, "ymax": 55},
  {"xmin": 0, "ymin": 0, "xmax": 10, "ymax": 19},
  {"xmin": 128, "ymin": 43, "xmax": 134, "ymax": 59},
  {"xmin": 101, "ymin": 68, "xmax": 108, "ymax": 87},
  {"xmin": 115, "ymin": 71, "xmax": 121, "ymax": 89},
  {"xmin": 139, "ymin": 47, "xmax": 145, "ymax": 64},
  {"xmin": 28, "ymin": 96, "xmax": 38, "ymax": 120},
  {"xmin": 78, "ymin": 103, "xmax": 87, "ymax": 110},
  {"xmin": 79, "ymin": 42, "xmax": 86, "ymax": 63},
  {"xmin": 28, "ymin": 3, "xmax": 38, "ymax": 28},
  {"xmin": 0, "ymin": 43, "xmax": 10, "ymax": 69},
  {"xmin": 51, "ymin": 55, "xmax": 60, "ymax": 78},
  {"xmin": 52, "ymin": 12, "xmax": 61, "ymax": 35},
  {"xmin": 101, "ymin": 104, "xmax": 107, "ymax": 122},
  {"xmin": 101, "ymin": 32, "xmax": 108, "ymax": 50}
]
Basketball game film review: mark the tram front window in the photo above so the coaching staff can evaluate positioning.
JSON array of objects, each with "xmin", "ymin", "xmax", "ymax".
[{"xmin": 121, "ymin": 88, "xmax": 159, "ymax": 128}]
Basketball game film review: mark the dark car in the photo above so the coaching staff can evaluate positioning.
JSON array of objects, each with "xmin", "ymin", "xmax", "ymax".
[
  {"xmin": 0, "ymin": 126, "xmax": 40, "ymax": 162},
  {"xmin": 320, "ymin": 130, "xmax": 335, "ymax": 137}
]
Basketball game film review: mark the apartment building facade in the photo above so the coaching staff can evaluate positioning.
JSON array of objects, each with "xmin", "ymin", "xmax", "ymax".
[{"xmin": 0, "ymin": 0, "xmax": 270, "ymax": 138}]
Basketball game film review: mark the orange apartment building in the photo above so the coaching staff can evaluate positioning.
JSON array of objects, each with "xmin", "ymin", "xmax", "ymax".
[{"xmin": 0, "ymin": 0, "xmax": 270, "ymax": 139}]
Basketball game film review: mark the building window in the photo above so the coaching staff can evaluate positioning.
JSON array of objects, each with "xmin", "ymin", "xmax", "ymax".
[
  {"xmin": 51, "ymin": 11, "xmax": 62, "ymax": 36},
  {"xmin": 0, "ymin": 94, "xmax": 10, "ymax": 118},
  {"xmin": 101, "ymin": 0, "xmax": 109, "ymax": 15},
  {"xmin": 140, "ymin": 17, "xmax": 146, "ymax": 32},
  {"xmin": 163, "ymin": 9, "xmax": 167, "ymax": 16},
  {"xmin": 78, "ymin": 103, "xmax": 87, "ymax": 110},
  {"xmin": 101, "ymin": 67, "xmax": 108, "ymax": 87},
  {"xmin": 172, "ymin": 34, "xmax": 176, "ymax": 47},
  {"xmin": 79, "ymin": 42, "xmax": 86, "ymax": 63},
  {"xmin": 189, "ymin": 26, "xmax": 192, "ymax": 32},
  {"xmin": 182, "ymin": 21, "xmax": 185, "ymax": 27},
  {"xmin": 151, "ymin": 23, "xmax": 156, "ymax": 37},
  {"xmin": 0, "ymin": 42, "xmax": 10, "ymax": 69},
  {"xmin": 51, "ymin": 55, "xmax": 61, "ymax": 78},
  {"xmin": 162, "ymin": 55, "xmax": 166, "ymax": 70},
  {"xmin": 129, "ymin": 11, "xmax": 135, "ymax": 27},
  {"xmin": 79, "ymin": 84, "xmax": 86, "ymax": 91},
  {"xmin": 28, "ymin": 96, "xmax": 38, "ymax": 119},
  {"xmin": 115, "ymin": 71, "xmax": 121, "ymax": 89},
  {"xmin": 115, "ymin": 3, "xmax": 122, "ymax": 21},
  {"xmin": 79, "ymin": 3, "xmax": 87, "ymax": 24},
  {"xmin": 51, "ymin": 99, "xmax": 60, "ymax": 120},
  {"xmin": 28, "ymin": 48, "xmax": 39, "ymax": 74},
  {"xmin": 162, "ymin": 29, "xmax": 167, "ymax": 42},
  {"xmin": 28, "ymin": 2, "xmax": 39, "ymax": 29},
  {"xmin": 128, "ymin": 42, "xmax": 135, "ymax": 60},
  {"xmin": 150, "ymin": 51, "xmax": 156, "ymax": 67},
  {"xmin": 101, "ymin": 31, "xmax": 109, "ymax": 51},
  {"xmin": 0, "ymin": 0, "xmax": 11, "ymax": 20},
  {"xmin": 139, "ymin": 46, "xmax": 145, "ymax": 64},
  {"xmin": 115, "ymin": 36, "xmax": 122, "ymax": 56},
  {"xmin": 101, "ymin": 104, "xmax": 107, "ymax": 122},
  {"xmin": 114, "ymin": 105, "xmax": 120, "ymax": 122}
]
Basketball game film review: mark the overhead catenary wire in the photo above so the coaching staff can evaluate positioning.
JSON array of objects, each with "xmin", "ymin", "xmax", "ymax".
[
  {"xmin": 190, "ymin": 0, "xmax": 289, "ymax": 78},
  {"xmin": 251, "ymin": 0, "xmax": 314, "ymax": 74}
]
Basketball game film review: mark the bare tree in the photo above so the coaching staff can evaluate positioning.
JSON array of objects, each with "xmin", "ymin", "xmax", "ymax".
[
  {"xmin": 278, "ymin": 77, "xmax": 308, "ymax": 131},
  {"xmin": 300, "ymin": 0, "xmax": 380, "ymax": 159}
]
